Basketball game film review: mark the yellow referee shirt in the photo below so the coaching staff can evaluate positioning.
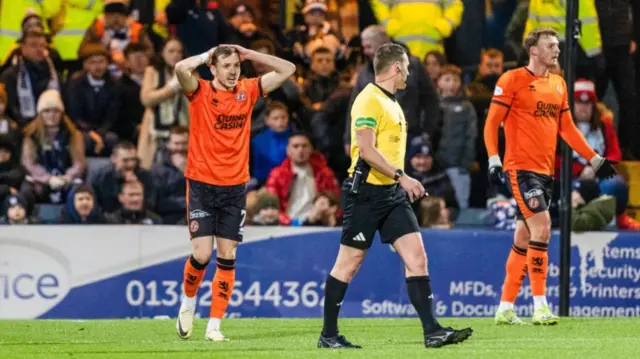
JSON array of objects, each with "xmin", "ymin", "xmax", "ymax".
[{"xmin": 348, "ymin": 83, "xmax": 407, "ymax": 185}]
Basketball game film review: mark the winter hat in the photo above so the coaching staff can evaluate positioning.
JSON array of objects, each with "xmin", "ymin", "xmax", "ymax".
[
  {"xmin": 574, "ymin": 78, "xmax": 597, "ymax": 103},
  {"xmin": 4, "ymin": 194, "xmax": 27, "ymax": 213},
  {"xmin": 574, "ymin": 179, "xmax": 600, "ymax": 204},
  {"xmin": 229, "ymin": 3, "xmax": 255, "ymax": 19},
  {"xmin": 78, "ymin": 42, "xmax": 109, "ymax": 62},
  {"xmin": 37, "ymin": 89, "xmax": 65, "ymax": 114},
  {"xmin": 21, "ymin": 9, "xmax": 43, "ymax": 32},
  {"xmin": 104, "ymin": 0, "xmax": 130, "ymax": 14},
  {"xmin": 303, "ymin": 0, "xmax": 328, "ymax": 14},
  {"xmin": 407, "ymin": 135, "xmax": 432, "ymax": 160}
]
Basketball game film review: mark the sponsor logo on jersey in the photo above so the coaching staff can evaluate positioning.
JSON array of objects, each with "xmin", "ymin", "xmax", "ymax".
[
  {"xmin": 190, "ymin": 209, "xmax": 210, "ymax": 219},
  {"xmin": 215, "ymin": 113, "xmax": 248, "ymax": 130},
  {"xmin": 524, "ymin": 188, "xmax": 544, "ymax": 199},
  {"xmin": 533, "ymin": 101, "xmax": 559, "ymax": 118},
  {"xmin": 236, "ymin": 92, "xmax": 246, "ymax": 101}
]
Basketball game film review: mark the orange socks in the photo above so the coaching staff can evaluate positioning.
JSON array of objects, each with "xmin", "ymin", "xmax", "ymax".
[
  {"xmin": 500, "ymin": 245, "xmax": 528, "ymax": 303},
  {"xmin": 527, "ymin": 241, "xmax": 548, "ymax": 297},
  {"xmin": 210, "ymin": 258, "xmax": 236, "ymax": 319},
  {"xmin": 183, "ymin": 255, "xmax": 208, "ymax": 297}
]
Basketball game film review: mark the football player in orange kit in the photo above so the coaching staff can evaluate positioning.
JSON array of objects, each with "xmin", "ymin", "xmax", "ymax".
[
  {"xmin": 173, "ymin": 44, "xmax": 295, "ymax": 341},
  {"xmin": 484, "ymin": 28, "xmax": 617, "ymax": 325}
]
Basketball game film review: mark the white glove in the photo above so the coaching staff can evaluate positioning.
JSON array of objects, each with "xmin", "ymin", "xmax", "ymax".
[{"xmin": 48, "ymin": 176, "xmax": 67, "ymax": 190}]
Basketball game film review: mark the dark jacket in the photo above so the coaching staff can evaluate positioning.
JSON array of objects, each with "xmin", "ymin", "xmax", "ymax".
[
  {"xmin": 301, "ymin": 72, "xmax": 341, "ymax": 108},
  {"xmin": 595, "ymin": 0, "xmax": 632, "ymax": 49},
  {"xmin": 151, "ymin": 153, "xmax": 186, "ymax": 224},
  {"xmin": 409, "ymin": 167, "xmax": 459, "ymax": 220},
  {"xmin": 436, "ymin": 95, "xmax": 477, "ymax": 170},
  {"xmin": 0, "ymin": 160, "xmax": 26, "ymax": 204},
  {"xmin": 572, "ymin": 195, "xmax": 616, "ymax": 231},
  {"xmin": 0, "ymin": 60, "xmax": 60, "ymax": 127},
  {"xmin": 105, "ymin": 208, "xmax": 162, "ymax": 224},
  {"xmin": 91, "ymin": 164, "xmax": 156, "ymax": 213},
  {"xmin": 65, "ymin": 73, "xmax": 120, "ymax": 134},
  {"xmin": 345, "ymin": 55, "xmax": 439, "ymax": 143},
  {"xmin": 56, "ymin": 187, "xmax": 106, "ymax": 224},
  {"xmin": 115, "ymin": 74, "xmax": 145, "ymax": 142}
]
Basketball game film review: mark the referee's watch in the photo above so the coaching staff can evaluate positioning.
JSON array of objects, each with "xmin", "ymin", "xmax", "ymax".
[{"xmin": 394, "ymin": 169, "xmax": 404, "ymax": 181}]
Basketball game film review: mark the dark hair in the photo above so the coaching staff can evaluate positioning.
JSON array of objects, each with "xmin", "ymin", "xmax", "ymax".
[
  {"xmin": 266, "ymin": 101, "xmax": 289, "ymax": 116},
  {"xmin": 373, "ymin": 43, "xmax": 406, "ymax": 75},
  {"xmin": 250, "ymin": 39, "xmax": 276, "ymax": 55},
  {"xmin": 212, "ymin": 46, "xmax": 239, "ymax": 66},
  {"xmin": 113, "ymin": 140, "xmax": 136, "ymax": 153},
  {"xmin": 74, "ymin": 184, "xmax": 95, "ymax": 197},
  {"xmin": 482, "ymin": 48, "xmax": 503, "ymax": 59},
  {"xmin": 289, "ymin": 131, "xmax": 313, "ymax": 145},
  {"xmin": 424, "ymin": 50, "xmax": 446, "ymax": 67},
  {"xmin": 20, "ymin": 30, "xmax": 46, "ymax": 44},
  {"xmin": 124, "ymin": 42, "xmax": 148, "ymax": 58},
  {"xmin": 120, "ymin": 180, "xmax": 143, "ymax": 194},
  {"xmin": 154, "ymin": 38, "xmax": 184, "ymax": 71},
  {"xmin": 315, "ymin": 191, "xmax": 340, "ymax": 207},
  {"xmin": 169, "ymin": 125, "xmax": 189, "ymax": 136},
  {"xmin": 311, "ymin": 46, "xmax": 333, "ymax": 58},
  {"xmin": 523, "ymin": 28, "xmax": 559, "ymax": 55}
]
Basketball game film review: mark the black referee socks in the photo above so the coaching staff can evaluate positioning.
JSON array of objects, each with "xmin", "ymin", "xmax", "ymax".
[
  {"xmin": 406, "ymin": 276, "xmax": 441, "ymax": 334},
  {"xmin": 322, "ymin": 275, "xmax": 348, "ymax": 337}
]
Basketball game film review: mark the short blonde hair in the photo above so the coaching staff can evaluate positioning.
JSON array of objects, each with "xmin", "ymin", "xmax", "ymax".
[{"xmin": 523, "ymin": 28, "xmax": 559, "ymax": 55}]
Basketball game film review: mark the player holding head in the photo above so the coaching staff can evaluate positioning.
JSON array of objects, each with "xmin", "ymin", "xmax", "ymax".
[
  {"xmin": 317, "ymin": 43, "xmax": 473, "ymax": 349},
  {"xmin": 485, "ymin": 28, "xmax": 617, "ymax": 325},
  {"xmin": 173, "ymin": 44, "xmax": 295, "ymax": 341}
]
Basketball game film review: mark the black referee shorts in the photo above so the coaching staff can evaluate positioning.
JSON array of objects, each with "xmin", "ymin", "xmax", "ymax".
[{"xmin": 340, "ymin": 178, "xmax": 421, "ymax": 250}]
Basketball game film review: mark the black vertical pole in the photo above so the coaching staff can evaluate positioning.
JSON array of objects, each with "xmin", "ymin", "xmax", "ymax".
[{"xmin": 560, "ymin": 0, "xmax": 579, "ymax": 317}]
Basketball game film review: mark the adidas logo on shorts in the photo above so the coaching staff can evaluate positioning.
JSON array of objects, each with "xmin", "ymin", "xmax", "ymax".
[{"xmin": 352, "ymin": 232, "xmax": 366, "ymax": 242}]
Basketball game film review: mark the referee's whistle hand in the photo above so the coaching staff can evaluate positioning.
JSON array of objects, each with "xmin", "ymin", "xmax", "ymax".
[{"xmin": 399, "ymin": 175, "xmax": 425, "ymax": 203}]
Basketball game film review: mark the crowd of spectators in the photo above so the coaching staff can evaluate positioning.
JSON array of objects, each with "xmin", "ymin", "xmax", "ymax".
[{"xmin": 0, "ymin": 0, "xmax": 638, "ymax": 231}]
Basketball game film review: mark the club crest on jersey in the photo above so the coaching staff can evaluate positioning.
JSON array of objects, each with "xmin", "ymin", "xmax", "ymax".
[
  {"xmin": 528, "ymin": 197, "xmax": 540, "ymax": 209},
  {"xmin": 494, "ymin": 86, "xmax": 503, "ymax": 96},
  {"xmin": 556, "ymin": 84, "xmax": 563, "ymax": 94},
  {"xmin": 236, "ymin": 92, "xmax": 246, "ymax": 101},
  {"xmin": 189, "ymin": 220, "xmax": 199, "ymax": 233}
]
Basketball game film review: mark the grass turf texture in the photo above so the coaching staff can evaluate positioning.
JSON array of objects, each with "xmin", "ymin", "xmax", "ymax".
[{"xmin": 2, "ymin": 318, "xmax": 640, "ymax": 359}]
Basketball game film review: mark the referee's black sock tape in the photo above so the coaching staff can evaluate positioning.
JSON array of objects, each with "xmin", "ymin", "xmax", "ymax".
[
  {"xmin": 217, "ymin": 257, "xmax": 236, "ymax": 271},
  {"xmin": 322, "ymin": 275, "xmax": 348, "ymax": 337},
  {"xmin": 406, "ymin": 276, "xmax": 441, "ymax": 334},
  {"xmin": 190, "ymin": 255, "xmax": 209, "ymax": 270}
]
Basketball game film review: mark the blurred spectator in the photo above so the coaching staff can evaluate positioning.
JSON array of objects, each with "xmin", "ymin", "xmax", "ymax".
[
  {"xmin": 0, "ymin": 2, "xmax": 61, "ymax": 68},
  {"xmin": 297, "ymin": 191, "xmax": 339, "ymax": 226},
  {"xmin": 139, "ymin": 38, "xmax": 189, "ymax": 169},
  {"xmin": 251, "ymin": 102, "xmax": 292, "ymax": 186},
  {"xmin": 0, "ymin": 31, "xmax": 61, "ymax": 128},
  {"xmin": 266, "ymin": 133, "xmax": 340, "ymax": 225},
  {"xmin": 226, "ymin": 3, "xmax": 272, "ymax": 49},
  {"xmin": 0, "ymin": 84, "xmax": 21, "ymax": 145},
  {"xmin": 250, "ymin": 190, "xmax": 281, "ymax": 226},
  {"xmin": 91, "ymin": 141, "xmax": 156, "ymax": 213},
  {"xmin": 436, "ymin": 65, "xmax": 476, "ymax": 210},
  {"xmin": 300, "ymin": 47, "xmax": 340, "ymax": 114},
  {"xmin": 151, "ymin": 126, "xmax": 188, "ymax": 224},
  {"xmin": 81, "ymin": 0, "xmax": 153, "ymax": 77},
  {"xmin": 166, "ymin": 0, "xmax": 228, "ymax": 79},
  {"xmin": 1, "ymin": 11, "xmax": 64, "ymax": 76},
  {"xmin": 594, "ymin": 0, "xmax": 640, "ymax": 160},
  {"xmin": 21, "ymin": 90, "xmax": 86, "ymax": 205},
  {"xmin": 418, "ymin": 196, "xmax": 451, "ymax": 229},
  {"xmin": 560, "ymin": 79, "xmax": 640, "ymax": 230},
  {"xmin": 504, "ymin": 0, "xmax": 529, "ymax": 64},
  {"xmin": 65, "ymin": 43, "xmax": 120, "ymax": 157},
  {"xmin": 105, "ymin": 180, "xmax": 162, "ymax": 224},
  {"xmin": 286, "ymin": 0, "xmax": 345, "ymax": 66},
  {"xmin": 525, "ymin": 0, "xmax": 607, "ymax": 99},
  {"xmin": 57, "ymin": 184, "xmax": 106, "ymax": 224},
  {"xmin": 370, "ymin": 0, "xmax": 463, "ymax": 60},
  {"xmin": 571, "ymin": 179, "xmax": 615, "ymax": 231},
  {"xmin": 346, "ymin": 26, "xmax": 439, "ymax": 146},
  {"xmin": 0, "ymin": 136, "xmax": 26, "ymax": 206},
  {"xmin": 487, "ymin": 195, "xmax": 517, "ymax": 231},
  {"xmin": 423, "ymin": 50, "xmax": 447, "ymax": 85},
  {"xmin": 115, "ymin": 43, "xmax": 149, "ymax": 143},
  {"xmin": 406, "ymin": 136, "xmax": 458, "ymax": 222},
  {"xmin": 0, "ymin": 193, "xmax": 34, "ymax": 225},
  {"xmin": 52, "ymin": 0, "xmax": 103, "ymax": 75},
  {"xmin": 248, "ymin": 39, "xmax": 302, "ymax": 135},
  {"xmin": 465, "ymin": 49, "xmax": 503, "ymax": 101}
]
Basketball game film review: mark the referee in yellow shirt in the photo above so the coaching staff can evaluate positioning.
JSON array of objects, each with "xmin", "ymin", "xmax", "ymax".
[{"xmin": 317, "ymin": 44, "xmax": 473, "ymax": 349}]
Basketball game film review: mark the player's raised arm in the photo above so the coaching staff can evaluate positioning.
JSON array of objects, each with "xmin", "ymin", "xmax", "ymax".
[
  {"xmin": 174, "ymin": 47, "xmax": 216, "ymax": 93},
  {"xmin": 225, "ymin": 44, "xmax": 296, "ymax": 94},
  {"xmin": 484, "ymin": 72, "xmax": 514, "ymax": 184},
  {"xmin": 558, "ymin": 99, "xmax": 617, "ymax": 179}
]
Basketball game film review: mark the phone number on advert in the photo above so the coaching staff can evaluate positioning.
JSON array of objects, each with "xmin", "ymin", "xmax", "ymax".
[{"xmin": 125, "ymin": 280, "xmax": 325, "ymax": 308}]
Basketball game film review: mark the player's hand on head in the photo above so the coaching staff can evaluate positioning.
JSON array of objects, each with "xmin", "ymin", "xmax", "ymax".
[
  {"xmin": 399, "ymin": 175, "xmax": 425, "ymax": 203},
  {"xmin": 220, "ymin": 44, "xmax": 250, "ymax": 61}
]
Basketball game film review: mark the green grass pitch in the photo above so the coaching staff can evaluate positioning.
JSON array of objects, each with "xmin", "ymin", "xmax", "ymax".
[{"xmin": 2, "ymin": 318, "xmax": 640, "ymax": 359}]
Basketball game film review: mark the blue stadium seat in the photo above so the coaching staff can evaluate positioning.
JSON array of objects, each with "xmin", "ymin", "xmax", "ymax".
[
  {"xmin": 86, "ymin": 157, "xmax": 111, "ymax": 184},
  {"xmin": 454, "ymin": 208, "xmax": 492, "ymax": 228},
  {"xmin": 37, "ymin": 204, "xmax": 64, "ymax": 224}
]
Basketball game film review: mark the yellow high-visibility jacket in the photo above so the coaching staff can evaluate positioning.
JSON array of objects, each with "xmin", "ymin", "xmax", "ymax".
[
  {"xmin": 525, "ymin": 0, "xmax": 602, "ymax": 57},
  {"xmin": 370, "ymin": 0, "xmax": 464, "ymax": 60},
  {"xmin": 53, "ymin": 0, "xmax": 103, "ymax": 61},
  {"xmin": 0, "ymin": 0, "xmax": 62, "ymax": 63}
]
